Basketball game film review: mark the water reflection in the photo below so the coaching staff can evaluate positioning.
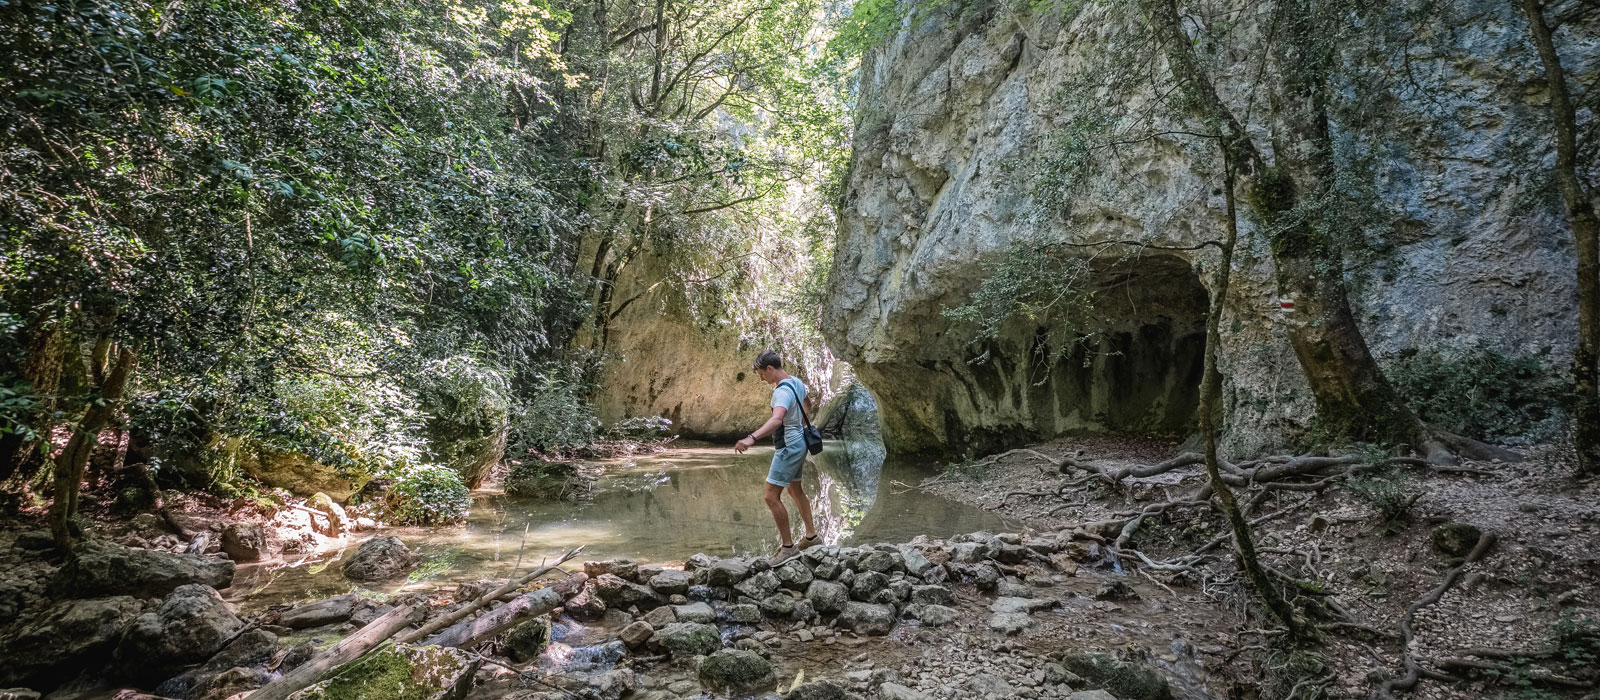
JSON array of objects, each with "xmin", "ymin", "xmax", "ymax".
[{"xmin": 228, "ymin": 434, "xmax": 1012, "ymax": 607}]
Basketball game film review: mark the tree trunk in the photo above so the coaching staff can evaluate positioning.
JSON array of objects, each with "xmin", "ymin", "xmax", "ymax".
[
  {"xmin": 1202, "ymin": 150, "xmax": 1306, "ymax": 639},
  {"xmin": 1146, "ymin": 0, "xmax": 1513, "ymax": 463},
  {"xmin": 244, "ymin": 604, "xmax": 424, "ymax": 700},
  {"xmin": 1518, "ymin": 0, "xmax": 1600, "ymax": 474},
  {"xmin": 420, "ymin": 585, "xmax": 568, "ymax": 648},
  {"xmin": 49, "ymin": 345, "xmax": 135, "ymax": 549}
]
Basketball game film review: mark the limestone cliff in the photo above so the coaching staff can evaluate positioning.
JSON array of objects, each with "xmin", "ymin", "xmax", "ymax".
[{"xmin": 824, "ymin": 0, "xmax": 1589, "ymax": 454}]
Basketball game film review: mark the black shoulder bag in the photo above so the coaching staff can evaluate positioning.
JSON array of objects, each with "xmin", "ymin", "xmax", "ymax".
[{"xmin": 777, "ymin": 382, "xmax": 824, "ymax": 455}]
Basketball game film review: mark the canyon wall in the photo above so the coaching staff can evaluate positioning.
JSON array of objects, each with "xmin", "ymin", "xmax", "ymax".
[{"xmin": 823, "ymin": 0, "xmax": 1592, "ymax": 454}]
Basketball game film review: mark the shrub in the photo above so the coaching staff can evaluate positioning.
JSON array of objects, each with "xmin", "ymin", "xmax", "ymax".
[
  {"xmin": 1386, "ymin": 349, "xmax": 1560, "ymax": 443},
  {"xmin": 510, "ymin": 367, "xmax": 601, "ymax": 456},
  {"xmin": 1345, "ymin": 469, "xmax": 1421, "ymax": 534},
  {"xmin": 387, "ymin": 464, "xmax": 472, "ymax": 525}
]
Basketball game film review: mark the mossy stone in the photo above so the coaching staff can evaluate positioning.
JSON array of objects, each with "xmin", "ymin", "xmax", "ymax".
[
  {"xmin": 1430, "ymin": 522, "xmax": 1482, "ymax": 557},
  {"xmin": 1060, "ymin": 652, "xmax": 1171, "ymax": 700}
]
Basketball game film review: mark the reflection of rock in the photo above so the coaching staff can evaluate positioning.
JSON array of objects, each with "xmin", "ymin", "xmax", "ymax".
[{"xmin": 816, "ymin": 383, "xmax": 880, "ymax": 438}]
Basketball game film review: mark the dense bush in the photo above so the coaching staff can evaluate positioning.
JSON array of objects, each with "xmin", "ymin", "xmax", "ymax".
[
  {"xmin": 1386, "ymin": 349, "xmax": 1561, "ymax": 443},
  {"xmin": 387, "ymin": 464, "xmax": 473, "ymax": 525}
]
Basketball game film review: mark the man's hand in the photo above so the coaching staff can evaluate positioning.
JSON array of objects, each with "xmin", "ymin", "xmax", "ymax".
[{"xmin": 734, "ymin": 436, "xmax": 755, "ymax": 453}]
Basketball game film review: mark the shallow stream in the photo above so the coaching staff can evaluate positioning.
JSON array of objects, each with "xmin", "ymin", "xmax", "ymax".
[{"xmin": 228, "ymin": 437, "xmax": 1014, "ymax": 608}]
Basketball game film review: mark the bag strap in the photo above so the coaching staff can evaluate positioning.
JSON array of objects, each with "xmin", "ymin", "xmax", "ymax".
[{"xmin": 780, "ymin": 381, "xmax": 811, "ymax": 426}]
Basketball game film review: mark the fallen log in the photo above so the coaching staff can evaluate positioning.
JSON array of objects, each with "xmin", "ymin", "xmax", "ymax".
[
  {"xmin": 245, "ymin": 603, "xmax": 423, "ymax": 700},
  {"xmin": 421, "ymin": 574, "xmax": 584, "ymax": 648},
  {"xmin": 394, "ymin": 545, "xmax": 584, "ymax": 645}
]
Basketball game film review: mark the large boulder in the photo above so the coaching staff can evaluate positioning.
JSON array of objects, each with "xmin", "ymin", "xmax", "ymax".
[
  {"xmin": 697, "ymin": 649, "xmax": 776, "ymax": 694},
  {"xmin": 648, "ymin": 569, "xmax": 693, "ymax": 594},
  {"xmin": 116, "ymin": 584, "xmax": 245, "ymax": 682},
  {"xmin": 155, "ymin": 628, "xmax": 280, "ymax": 699},
  {"xmin": 1060, "ymin": 653, "xmax": 1172, "ymax": 700},
  {"xmin": 593, "ymin": 573, "xmax": 665, "ymax": 610},
  {"xmin": 220, "ymin": 523, "xmax": 267, "ymax": 562},
  {"xmin": 287, "ymin": 644, "xmax": 480, "ymax": 700},
  {"xmin": 647, "ymin": 622, "xmax": 721, "ymax": 657},
  {"xmin": 343, "ymin": 537, "xmax": 418, "ymax": 582},
  {"xmin": 0, "ymin": 596, "xmax": 144, "ymax": 688},
  {"xmin": 50, "ymin": 540, "xmax": 235, "ymax": 599}
]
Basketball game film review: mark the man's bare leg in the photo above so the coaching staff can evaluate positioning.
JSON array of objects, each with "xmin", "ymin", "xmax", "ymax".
[
  {"xmin": 785, "ymin": 481, "xmax": 818, "ymax": 540},
  {"xmin": 763, "ymin": 482, "xmax": 793, "ymax": 546}
]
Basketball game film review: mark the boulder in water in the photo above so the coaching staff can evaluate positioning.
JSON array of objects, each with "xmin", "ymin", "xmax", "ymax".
[
  {"xmin": 0, "ymin": 596, "xmax": 145, "ymax": 688},
  {"xmin": 115, "ymin": 584, "xmax": 244, "ymax": 682},
  {"xmin": 220, "ymin": 523, "xmax": 267, "ymax": 562},
  {"xmin": 342, "ymin": 536, "xmax": 417, "ymax": 581},
  {"xmin": 278, "ymin": 594, "xmax": 357, "ymax": 629},
  {"xmin": 696, "ymin": 649, "xmax": 775, "ymax": 694},
  {"xmin": 1059, "ymin": 652, "xmax": 1172, "ymax": 700},
  {"xmin": 50, "ymin": 540, "xmax": 235, "ymax": 599}
]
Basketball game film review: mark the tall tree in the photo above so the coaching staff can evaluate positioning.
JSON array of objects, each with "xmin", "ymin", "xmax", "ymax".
[{"xmin": 1516, "ymin": 0, "xmax": 1600, "ymax": 474}]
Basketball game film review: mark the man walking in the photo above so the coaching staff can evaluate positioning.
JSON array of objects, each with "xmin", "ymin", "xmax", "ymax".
[{"xmin": 733, "ymin": 350, "xmax": 821, "ymax": 564}]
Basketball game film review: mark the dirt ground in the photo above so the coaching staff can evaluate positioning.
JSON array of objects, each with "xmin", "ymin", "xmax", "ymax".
[{"xmin": 921, "ymin": 435, "xmax": 1600, "ymax": 700}]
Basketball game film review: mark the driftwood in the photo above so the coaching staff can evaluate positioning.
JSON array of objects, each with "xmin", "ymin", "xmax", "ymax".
[
  {"xmin": 421, "ymin": 577, "xmax": 577, "ymax": 648},
  {"xmin": 245, "ymin": 603, "xmax": 423, "ymax": 700},
  {"xmin": 394, "ymin": 545, "xmax": 584, "ymax": 645}
]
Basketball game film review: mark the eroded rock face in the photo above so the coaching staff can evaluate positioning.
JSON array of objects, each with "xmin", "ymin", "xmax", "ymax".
[
  {"xmin": 342, "ymin": 536, "xmax": 417, "ymax": 581},
  {"xmin": 824, "ymin": 0, "xmax": 1585, "ymax": 454},
  {"xmin": 0, "ymin": 596, "xmax": 145, "ymax": 688},
  {"xmin": 50, "ymin": 540, "xmax": 235, "ymax": 599}
]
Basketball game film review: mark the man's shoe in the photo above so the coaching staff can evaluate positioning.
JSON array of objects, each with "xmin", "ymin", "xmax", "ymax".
[
  {"xmin": 797, "ymin": 534, "xmax": 822, "ymax": 551},
  {"xmin": 768, "ymin": 544, "xmax": 800, "ymax": 565}
]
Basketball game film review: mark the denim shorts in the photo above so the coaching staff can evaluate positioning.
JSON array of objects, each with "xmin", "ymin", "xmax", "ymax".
[{"xmin": 766, "ymin": 429, "xmax": 806, "ymax": 486}]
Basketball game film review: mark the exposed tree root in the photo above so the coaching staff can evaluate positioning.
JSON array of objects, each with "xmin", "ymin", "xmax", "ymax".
[{"xmin": 1370, "ymin": 532, "xmax": 1498, "ymax": 700}]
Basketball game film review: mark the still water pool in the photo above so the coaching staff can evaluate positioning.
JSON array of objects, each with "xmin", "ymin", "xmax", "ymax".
[{"xmin": 228, "ymin": 438, "xmax": 1013, "ymax": 607}]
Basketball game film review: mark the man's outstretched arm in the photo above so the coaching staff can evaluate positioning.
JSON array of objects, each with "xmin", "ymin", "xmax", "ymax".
[{"xmin": 734, "ymin": 406, "xmax": 787, "ymax": 452}]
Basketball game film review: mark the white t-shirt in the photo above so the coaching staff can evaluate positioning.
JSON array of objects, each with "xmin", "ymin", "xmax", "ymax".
[{"xmin": 770, "ymin": 377, "xmax": 807, "ymax": 435}]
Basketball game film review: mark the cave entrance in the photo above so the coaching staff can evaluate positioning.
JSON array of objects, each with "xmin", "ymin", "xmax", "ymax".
[{"xmin": 1028, "ymin": 253, "xmax": 1209, "ymax": 437}]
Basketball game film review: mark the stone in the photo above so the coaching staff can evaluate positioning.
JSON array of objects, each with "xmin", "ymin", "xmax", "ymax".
[
  {"xmin": 990, "ymin": 597, "xmax": 1054, "ymax": 614},
  {"xmin": 189, "ymin": 666, "xmax": 268, "ymax": 700},
  {"xmin": 155, "ymin": 628, "xmax": 281, "ymax": 698},
  {"xmin": 727, "ymin": 603, "xmax": 762, "ymax": 623},
  {"xmin": 12, "ymin": 531, "xmax": 55, "ymax": 551},
  {"xmin": 50, "ymin": 540, "xmax": 235, "ymax": 599},
  {"xmin": 1095, "ymin": 579, "xmax": 1139, "ymax": 601},
  {"xmin": 879, "ymin": 683, "xmax": 932, "ymax": 700},
  {"xmin": 813, "ymin": 559, "xmax": 842, "ymax": 579},
  {"xmin": 857, "ymin": 550, "xmax": 899, "ymax": 573},
  {"xmin": 974, "ymin": 564, "xmax": 1001, "ymax": 592},
  {"xmin": 885, "ymin": 579, "xmax": 912, "ymax": 602},
  {"xmin": 566, "ymin": 588, "xmax": 607, "ymax": 620},
  {"xmin": 278, "ymin": 594, "xmax": 358, "ymax": 629},
  {"xmin": 899, "ymin": 547, "xmax": 932, "ymax": 576},
  {"xmin": 997, "ymin": 579, "xmax": 1033, "ymax": 598},
  {"xmin": 672, "ymin": 601, "xmax": 716, "ymax": 624},
  {"xmin": 949, "ymin": 542, "xmax": 985, "ymax": 564},
  {"xmin": 910, "ymin": 585, "xmax": 952, "ymax": 606},
  {"xmin": 0, "ymin": 596, "xmax": 144, "ymax": 687},
  {"xmin": 705, "ymin": 558, "xmax": 750, "ymax": 586},
  {"xmin": 775, "ymin": 559, "xmax": 814, "ymax": 590},
  {"xmin": 341, "ymin": 536, "xmax": 417, "ymax": 582},
  {"xmin": 584, "ymin": 560, "xmax": 640, "ymax": 581},
  {"xmin": 286, "ymin": 644, "xmax": 479, "ymax": 700},
  {"xmin": 697, "ymin": 649, "xmax": 775, "ymax": 694},
  {"xmin": 1043, "ymin": 663, "xmax": 1083, "ymax": 686},
  {"xmin": 792, "ymin": 599, "xmax": 818, "ymax": 622},
  {"xmin": 967, "ymin": 674, "xmax": 1014, "ymax": 696},
  {"xmin": 685, "ymin": 553, "xmax": 716, "ymax": 571},
  {"xmin": 1060, "ymin": 653, "xmax": 1172, "ymax": 700},
  {"xmin": 1068, "ymin": 692, "xmax": 1119, "ymax": 700},
  {"xmin": 686, "ymin": 584, "xmax": 721, "ymax": 601},
  {"xmin": 837, "ymin": 602, "xmax": 895, "ymax": 636},
  {"xmin": 504, "ymin": 618, "xmax": 551, "ymax": 661},
  {"xmin": 733, "ymin": 569, "xmax": 781, "ymax": 599},
  {"xmin": 907, "ymin": 604, "xmax": 957, "ymax": 626},
  {"xmin": 643, "ymin": 604, "xmax": 677, "ymax": 627},
  {"xmin": 648, "ymin": 569, "xmax": 693, "ymax": 594},
  {"xmin": 594, "ymin": 573, "xmax": 666, "ymax": 610},
  {"xmin": 987, "ymin": 612, "xmax": 1031, "ymax": 635},
  {"xmin": 648, "ymin": 622, "xmax": 721, "ymax": 656},
  {"xmin": 116, "ymin": 584, "xmax": 245, "ymax": 682},
  {"xmin": 758, "ymin": 593, "xmax": 796, "ymax": 617},
  {"xmin": 920, "ymin": 564, "xmax": 949, "ymax": 585},
  {"xmin": 584, "ymin": 669, "xmax": 636, "ymax": 700},
  {"xmin": 220, "ymin": 523, "xmax": 267, "ymax": 562},
  {"xmin": 850, "ymin": 571, "xmax": 889, "ymax": 600},
  {"xmin": 1431, "ymin": 522, "xmax": 1483, "ymax": 557},
  {"xmin": 806, "ymin": 580, "xmax": 850, "ymax": 614},
  {"xmin": 619, "ymin": 621, "xmax": 655, "ymax": 649},
  {"xmin": 787, "ymin": 679, "xmax": 855, "ymax": 700}
]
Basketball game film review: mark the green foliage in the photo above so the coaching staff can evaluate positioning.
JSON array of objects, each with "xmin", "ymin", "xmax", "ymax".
[
  {"xmin": 942, "ymin": 237, "xmax": 1115, "ymax": 368},
  {"xmin": 509, "ymin": 364, "xmax": 601, "ymax": 456},
  {"xmin": 388, "ymin": 464, "xmax": 473, "ymax": 525},
  {"xmin": 1386, "ymin": 349, "xmax": 1560, "ymax": 443},
  {"xmin": 1345, "ymin": 468, "xmax": 1420, "ymax": 534},
  {"xmin": 1553, "ymin": 614, "xmax": 1599, "ymax": 667}
]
